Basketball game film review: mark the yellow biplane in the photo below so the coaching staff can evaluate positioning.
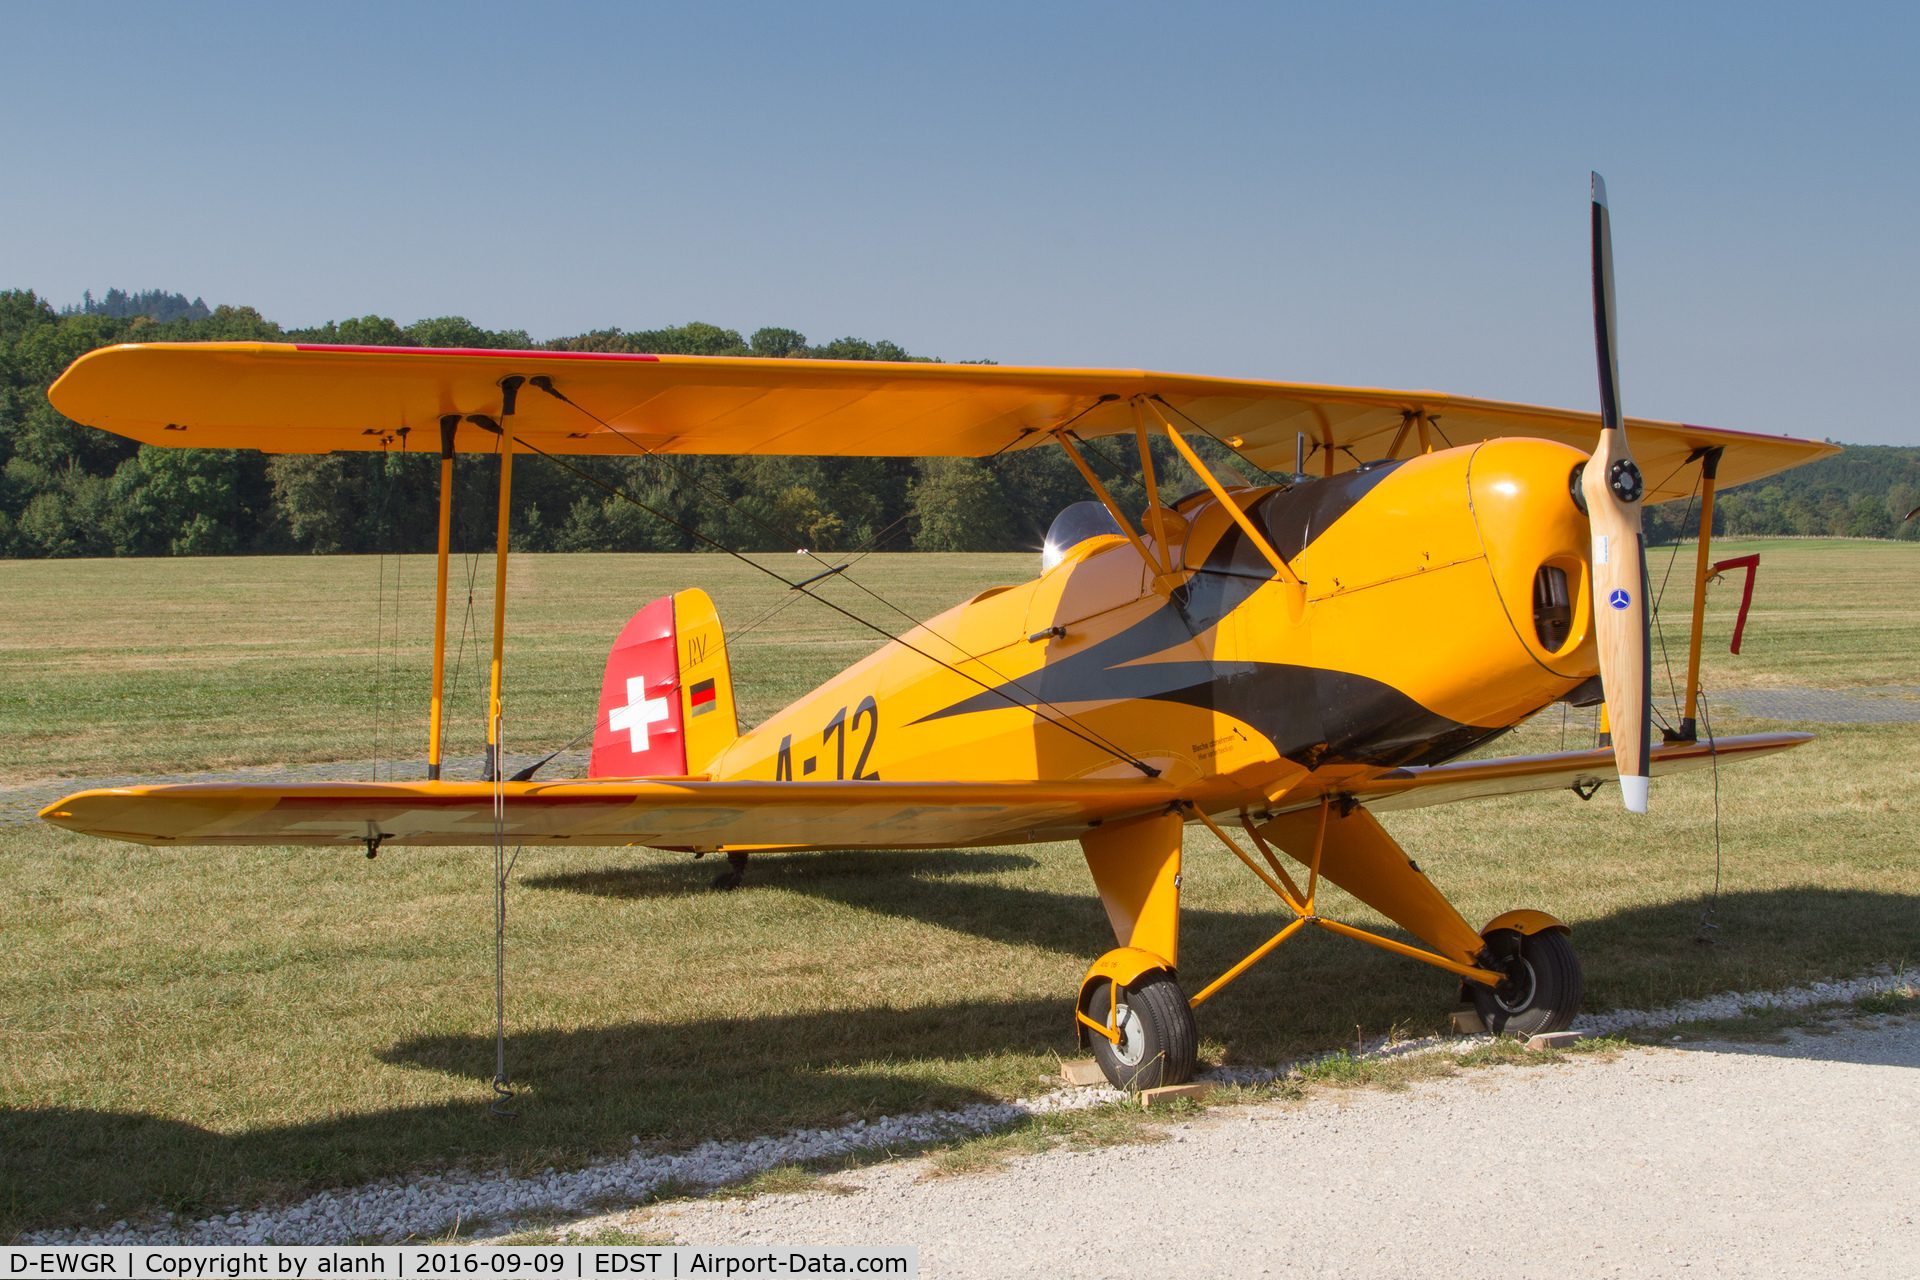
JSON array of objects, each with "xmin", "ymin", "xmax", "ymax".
[{"xmin": 41, "ymin": 178, "xmax": 1833, "ymax": 1088}]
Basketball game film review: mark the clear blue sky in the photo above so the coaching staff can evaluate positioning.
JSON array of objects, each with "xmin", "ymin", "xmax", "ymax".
[{"xmin": 6, "ymin": 2, "xmax": 1914, "ymax": 444}]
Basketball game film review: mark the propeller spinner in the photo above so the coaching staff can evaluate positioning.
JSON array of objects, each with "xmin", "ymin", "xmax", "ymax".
[{"xmin": 1581, "ymin": 172, "xmax": 1653, "ymax": 812}]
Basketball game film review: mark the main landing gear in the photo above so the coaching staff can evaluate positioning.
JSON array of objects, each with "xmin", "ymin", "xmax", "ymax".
[
  {"xmin": 709, "ymin": 850, "xmax": 750, "ymax": 891},
  {"xmin": 1084, "ymin": 972, "xmax": 1199, "ymax": 1091},
  {"xmin": 1466, "ymin": 926, "xmax": 1583, "ymax": 1036},
  {"xmin": 1072, "ymin": 799, "xmax": 1584, "ymax": 1091}
]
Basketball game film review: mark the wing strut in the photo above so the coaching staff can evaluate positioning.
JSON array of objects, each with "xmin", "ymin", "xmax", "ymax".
[
  {"xmin": 1141, "ymin": 397, "xmax": 1303, "ymax": 591},
  {"xmin": 1180, "ymin": 800, "xmax": 1505, "ymax": 1010},
  {"xmin": 1130, "ymin": 400, "xmax": 1173, "ymax": 575},
  {"xmin": 1051, "ymin": 428, "xmax": 1167, "ymax": 592},
  {"xmin": 1678, "ymin": 446, "xmax": 1725, "ymax": 741},
  {"xmin": 427, "ymin": 415, "xmax": 458, "ymax": 780},
  {"xmin": 467, "ymin": 401, "xmax": 521, "ymax": 782}
]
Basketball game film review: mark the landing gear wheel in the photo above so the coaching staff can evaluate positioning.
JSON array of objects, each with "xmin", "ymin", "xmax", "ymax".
[
  {"xmin": 709, "ymin": 851, "xmax": 749, "ymax": 892},
  {"xmin": 1470, "ymin": 928, "xmax": 1582, "ymax": 1036},
  {"xmin": 1085, "ymin": 972, "xmax": 1198, "ymax": 1091}
]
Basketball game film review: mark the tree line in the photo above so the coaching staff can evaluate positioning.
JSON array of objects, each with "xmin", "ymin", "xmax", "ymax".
[{"xmin": 1, "ymin": 287, "xmax": 1913, "ymax": 560}]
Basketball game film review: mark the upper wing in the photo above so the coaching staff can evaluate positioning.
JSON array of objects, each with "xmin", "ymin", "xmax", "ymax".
[
  {"xmin": 1267, "ymin": 732, "xmax": 1811, "ymax": 816},
  {"xmin": 37, "ymin": 776, "xmax": 1178, "ymax": 850},
  {"xmin": 49, "ymin": 343, "xmax": 1836, "ymax": 501}
]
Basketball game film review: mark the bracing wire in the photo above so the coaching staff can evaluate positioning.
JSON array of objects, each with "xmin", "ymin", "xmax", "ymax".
[
  {"xmin": 490, "ymin": 710, "xmax": 518, "ymax": 1118},
  {"xmin": 1150, "ymin": 398, "xmax": 1285, "ymax": 486},
  {"xmin": 760, "ymin": 426, "xmax": 1059, "ymax": 650},
  {"xmin": 373, "ymin": 500, "xmax": 384, "ymax": 781},
  {"xmin": 548, "ymin": 389, "xmax": 1104, "ymax": 664},
  {"xmin": 509, "ymin": 433, "xmax": 1162, "ymax": 777},
  {"xmin": 444, "ymin": 542, "xmax": 482, "ymax": 775},
  {"xmin": 508, "ymin": 719, "xmax": 599, "ymax": 782},
  {"xmin": 370, "ymin": 438, "xmax": 396, "ymax": 782},
  {"xmin": 715, "ymin": 430, "xmax": 1027, "ymax": 652},
  {"xmin": 1647, "ymin": 470, "xmax": 1703, "ymax": 734},
  {"xmin": 537, "ymin": 382, "xmax": 1062, "ymax": 643},
  {"xmin": 1695, "ymin": 688, "xmax": 1722, "ymax": 944},
  {"xmin": 501, "ymin": 388, "xmax": 1139, "ymax": 765},
  {"xmin": 532, "ymin": 377, "xmax": 822, "ymax": 557},
  {"xmin": 388, "ymin": 433, "xmax": 409, "ymax": 781}
]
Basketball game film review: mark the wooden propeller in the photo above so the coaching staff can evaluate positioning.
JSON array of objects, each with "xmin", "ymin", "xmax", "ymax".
[{"xmin": 1581, "ymin": 172, "xmax": 1653, "ymax": 812}]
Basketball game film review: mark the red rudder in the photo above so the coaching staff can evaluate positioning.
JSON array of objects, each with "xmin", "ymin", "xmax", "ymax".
[{"xmin": 590, "ymin": 596, "xmax": 688, "ymax": 778}]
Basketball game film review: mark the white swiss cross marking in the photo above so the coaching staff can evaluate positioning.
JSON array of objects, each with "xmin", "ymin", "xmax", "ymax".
[{"xmin": 608, "ymin": 676, "xmax": 671, "ymax": 752}]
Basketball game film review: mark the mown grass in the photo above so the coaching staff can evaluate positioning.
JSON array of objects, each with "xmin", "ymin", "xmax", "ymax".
[
  {"xmin": 2, "ymin": 539, "xmax": 1912, "ymax": 785},
  {"xmin": 0, "ymin": 552, "xmax": 1034, "ymax": 784},
  {"xmin": 1659, "ymin": 538, "xmax": 1920, "ymax": 691},
  {"xmin": 1, "ymin": 540, "xmax": 1915, "ymax": 1239}
]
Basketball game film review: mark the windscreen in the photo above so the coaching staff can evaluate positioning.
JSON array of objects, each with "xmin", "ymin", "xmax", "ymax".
[{"xmin": 1041, "ymin": 501, "xmax": 1123, "ymax": 572}]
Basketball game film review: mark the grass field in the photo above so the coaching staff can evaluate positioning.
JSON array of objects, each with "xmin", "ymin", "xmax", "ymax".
[{"xmin": 2, "ymin": 539, "xmax": 1916, "ymax": 1239}]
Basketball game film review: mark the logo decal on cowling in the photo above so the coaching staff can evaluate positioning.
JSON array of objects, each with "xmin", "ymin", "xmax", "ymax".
[
  {"xmin": 1608, "ymin": 588, "xmax": 1631, "ymax": 609},
  {"xmin": 608, "ymin": 676, "xmax": 672, "ymax": 751}
]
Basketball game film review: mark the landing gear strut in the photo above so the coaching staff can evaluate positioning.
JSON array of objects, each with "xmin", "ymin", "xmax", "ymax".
[{"xmin": 709, "ymin": 850, "xmax": 749, "ymax": 891}]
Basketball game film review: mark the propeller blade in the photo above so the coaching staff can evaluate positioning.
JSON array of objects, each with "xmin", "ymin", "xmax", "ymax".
[{"xmin": 1581, "ymin": 172, "xmax": 1652, "ymax": 813}]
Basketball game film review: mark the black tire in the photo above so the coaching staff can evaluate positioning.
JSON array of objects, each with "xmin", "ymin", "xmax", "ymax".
[
  {"xmin": 1471, "ymin": 928, "xmax": 1582, "ymax": 1036},
  {"xmin": 1086, "ymin": 972, "xmax": 1198, "ymax": 1091}
]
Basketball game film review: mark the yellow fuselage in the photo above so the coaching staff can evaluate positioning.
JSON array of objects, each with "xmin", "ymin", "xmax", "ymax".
[{"xmin": 712, "ymin": 439, "xmax": 1598, "ymax": 815}]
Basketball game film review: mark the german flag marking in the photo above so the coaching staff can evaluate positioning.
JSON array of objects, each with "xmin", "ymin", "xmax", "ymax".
[{"xmin": 689, "ymin": 678, "xmax": 718, "ymax": 717}]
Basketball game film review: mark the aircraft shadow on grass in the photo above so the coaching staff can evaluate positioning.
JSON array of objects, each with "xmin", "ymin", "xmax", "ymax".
[
  {"xmin": 527, "ymin": 854, "xmax": 1920, "ymax": 1063},
  {"xmin": 2, "ymin": 994, "xmax": 1058, "ymax": 1240},
  {"xmin": 8, "ymin": 884, "xmax": 1914, "ymax": 1239}
]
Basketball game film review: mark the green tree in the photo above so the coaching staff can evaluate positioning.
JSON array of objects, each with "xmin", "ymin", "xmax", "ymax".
[
  {"xmin": 1885, "ymin": 482, "xmax": 1919, "ymax": 540},
  {"xmin": 406, "ymin": 316, "xmax": 533, "ymax": 349},
  {"xmin": 15, "ymin": 465, "xmax": 113, "ymax": 557},
  {"xmin": 1846, "ymin": 495, "xmax": 1895, "ymax": 538},
  {"xmin": 333, "ymin": 315, "xmax": 411, "ymax": 345},
  {"xmin": 750, "ymin": 327, "xmax": 809, "ymax": 358},
  {"xmin": 812, "ymin": 336, "xmax": 925, "ymax": 362},
  {"xmin": 630, "ymin": 322, "xmax": 750, "ymax": 356},
  {"xmin": 909, "ymin": 458, "xmax": 1013, "ymax": 551},
  {"xmin": 108, "ymin": 445, "xmax": 273, "ymax": 555}
]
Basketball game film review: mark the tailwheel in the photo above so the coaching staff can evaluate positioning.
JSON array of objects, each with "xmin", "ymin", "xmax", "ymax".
[
  {"xmin": 1470, "ymin": 927, "xmax": 1583, "ymax": 1036},
  {"xmin": 1086, "ymin": 972, "xmax": 1198, "ymax": 1091}
]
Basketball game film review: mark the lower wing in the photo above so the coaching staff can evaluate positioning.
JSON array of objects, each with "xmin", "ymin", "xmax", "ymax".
[
  {"xmin": 38, "ymin": 777, "xmax": 1178, "ymax": 849},
  {"xmin": 37, "ymin": 733, "xmax": 1810, "ymax": 849},
  {"xmin": 1278, "ymin": 732, "xmax": 1811, "ymax": 814}
]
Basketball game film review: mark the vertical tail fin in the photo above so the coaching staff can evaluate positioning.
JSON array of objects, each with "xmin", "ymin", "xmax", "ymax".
[
  {"xmin": 589, "ymin": 587, "xmax": 739, "ymax": 779},
  {"xmin": 671, "ymin": 587, "xmax": 740, "ymax": 774}
]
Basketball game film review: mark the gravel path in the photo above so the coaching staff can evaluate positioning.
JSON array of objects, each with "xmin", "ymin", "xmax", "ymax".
[
  {"xmin": 645, "ymin": 1018, "xmax": 1920, "ymax": 1278},
  {"xmin": 1713, "ymin": 685, "xmax": 1920, "ymax": 724}
]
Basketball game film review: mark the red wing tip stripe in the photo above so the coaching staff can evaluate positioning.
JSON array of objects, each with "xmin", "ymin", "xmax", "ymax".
[{"xmin": 291, "ymin": 344, "xmax": 660, "ymax": 362}]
